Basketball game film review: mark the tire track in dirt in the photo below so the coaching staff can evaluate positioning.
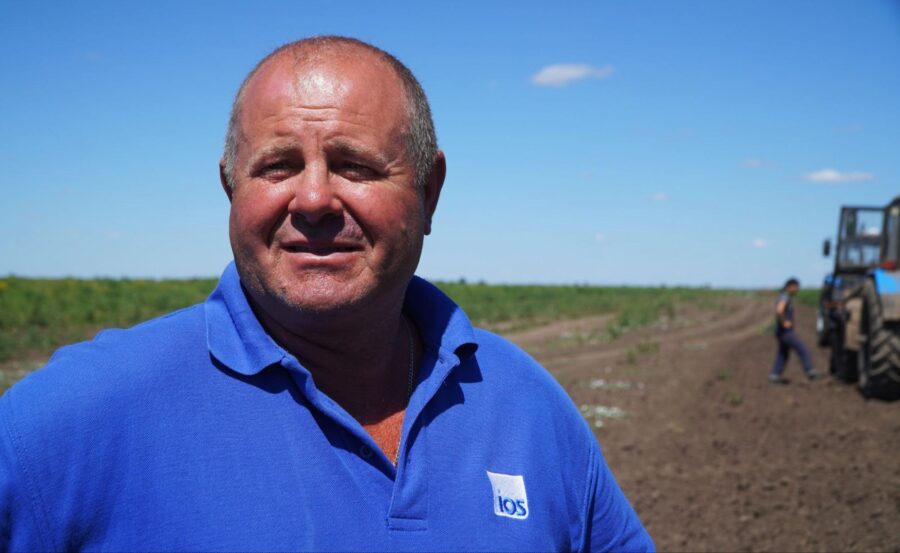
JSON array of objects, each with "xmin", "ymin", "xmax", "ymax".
[
  {"xmin": 508, "ymin": 298, "xmax": 771, "ymax": 376},
  {"xmin": 502, "ymin": 296, "xmax": 900, "ymax": 552}
]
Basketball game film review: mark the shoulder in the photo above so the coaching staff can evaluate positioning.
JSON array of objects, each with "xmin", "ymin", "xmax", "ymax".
[
  {"xmin": 1, "ymin": 304, "xmax": 207, "ymax": 436},
  {"xmin": 472, "ymin": 328, "xmax": 565, "ymax": 390},
  {"xmin": 0, "ymin": 304, "xmax": 209, "ymax": 549},
  {"xmin": 26, "ymin": 303, "xmax": 204, "ymax": 383},
  {"xmin": 469, "ymin": 327, "xmax": 593, "ymax": 444},
  {"xmin": 471, "ymin": 327, "xmax": 532, "ymax": 361}
]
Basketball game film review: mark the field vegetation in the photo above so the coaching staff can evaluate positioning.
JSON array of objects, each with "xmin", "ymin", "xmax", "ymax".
[
  {"xmin": 1, "ymin": 276, "xmax": 739, "ymax": 391},
  {"xmin": 0, "ymin": 277, "xmax": 217, "ymax": 366},
  {"xmin": 794, "ymin": 288, "xmax": 819, "ymax": 307}
]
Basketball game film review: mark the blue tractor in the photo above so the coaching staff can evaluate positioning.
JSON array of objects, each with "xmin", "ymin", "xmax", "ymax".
[{"xmin": 819, "ymin": 195, "xmax": 900, "ymax": 400}]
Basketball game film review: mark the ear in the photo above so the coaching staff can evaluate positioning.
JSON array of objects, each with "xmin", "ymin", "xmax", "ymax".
[
  {"xmin": 422, "ymin": 150, "xmax": 446, "ymax": 236},
  {"xmin": 219, "ymin": 159, "xmax": 234, "ymax": 203}
]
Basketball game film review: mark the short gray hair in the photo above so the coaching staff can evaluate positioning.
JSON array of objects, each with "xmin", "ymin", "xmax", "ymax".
[{"xmin": 222, "ymin": 36, "xmax": 438, "ymax": 190}]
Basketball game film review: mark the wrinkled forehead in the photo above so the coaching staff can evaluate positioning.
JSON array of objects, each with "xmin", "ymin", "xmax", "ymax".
[{"xmin": 239, "ymin": 50, "xmax": 410, "ymax": 132}]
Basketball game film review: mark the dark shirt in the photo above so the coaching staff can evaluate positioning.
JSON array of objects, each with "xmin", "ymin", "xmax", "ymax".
[{"xmin": 775, "ymin": 291, "xmax": 794, "ymax": 334}]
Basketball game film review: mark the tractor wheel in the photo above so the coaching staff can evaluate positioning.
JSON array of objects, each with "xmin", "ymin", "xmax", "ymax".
[
  {"xmin": 858, "ymin": 280, "xmax": 900, "ymax": 400},
  {"xmin": 827, "ymin": 313, "xmax": 858, "ymax": 382},
  {"xmin": 833, "ymin": 349, "xmax": 858, "ymax": 383}
]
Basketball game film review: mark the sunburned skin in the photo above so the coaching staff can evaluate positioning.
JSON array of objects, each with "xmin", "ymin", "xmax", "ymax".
[
  {"xmin": 228, "ymin": 54, "xmax": 423, "ymax": 319},
  {"xmin": 292, "ymin": 67, "xmax": 350, "ymax": 109}
]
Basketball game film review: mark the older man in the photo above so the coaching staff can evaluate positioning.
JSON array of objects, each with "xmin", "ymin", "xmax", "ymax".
[{"xmin": 0, "ymin": 37, "xmax": 653, "ymax": 551}]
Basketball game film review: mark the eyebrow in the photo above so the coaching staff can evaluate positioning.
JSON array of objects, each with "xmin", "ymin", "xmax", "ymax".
[
  {"xmin": 326, "ymin": 139, "xmax": 391, "ymax": 167},
  {"xmin": 244, "ymin": 138, "xmax": 394, "ymax": 170},
  {"xmin": 245, "ymin": 142, "xmax": 301, "ymax": 169}
]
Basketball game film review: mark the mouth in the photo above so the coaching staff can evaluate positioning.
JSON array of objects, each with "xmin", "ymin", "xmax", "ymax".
[{"xmin": 282, "ymin": 243, "xmax": 361, "ymax": 255}]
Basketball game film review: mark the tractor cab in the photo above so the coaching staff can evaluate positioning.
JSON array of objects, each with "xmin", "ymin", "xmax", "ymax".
[
  {"xmin": 824, "ymin": 206, "xmax": 884, "ymax": 275},
  {"xmin": 820, "ymin": 206, "xmax": 883, "ymax": 317}
]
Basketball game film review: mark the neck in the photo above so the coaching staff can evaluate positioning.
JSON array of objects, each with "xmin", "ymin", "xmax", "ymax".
[{"xmin": 251, "ymin": 295, "xmax": 417, "ymax": 424}]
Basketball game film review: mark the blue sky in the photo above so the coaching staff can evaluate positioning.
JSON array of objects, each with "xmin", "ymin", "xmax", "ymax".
[{"xmin": 2, "ymin": 1, "xmax": 899, "ymax": 287}]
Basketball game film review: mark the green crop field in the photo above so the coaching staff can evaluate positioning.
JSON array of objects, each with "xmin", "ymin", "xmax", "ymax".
[
  {"xmin": 0, "ymin": 276, "xmax": 742, "ymax": 393},
  {"xmin": 434, "ymin": 281, "xmax": 735, "ymax": 332}
]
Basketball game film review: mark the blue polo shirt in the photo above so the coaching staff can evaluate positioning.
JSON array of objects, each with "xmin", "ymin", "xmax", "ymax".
[{"xmin": 0, "ymin": 263, "xmax": 653, "ymax": 552}]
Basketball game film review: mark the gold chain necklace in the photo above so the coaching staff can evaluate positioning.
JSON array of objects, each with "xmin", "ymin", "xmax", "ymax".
[{"xmin": 402, "ymin": 314, "xmax": 415, "ymax": 401}]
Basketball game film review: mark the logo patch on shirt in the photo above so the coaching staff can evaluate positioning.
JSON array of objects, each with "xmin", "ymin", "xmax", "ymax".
[{"xmin": 486, "ymin": 471, "xmax": 529, "ymax": 520}]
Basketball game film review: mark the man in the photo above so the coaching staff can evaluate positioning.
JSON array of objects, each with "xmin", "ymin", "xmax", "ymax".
[
  {"xmin": 0, "ymin": 36, "xmax": 653, "ymax": 551},
  {"xmin": 769, "ymin": 277, "xmax": 819, "ymax": 384}
]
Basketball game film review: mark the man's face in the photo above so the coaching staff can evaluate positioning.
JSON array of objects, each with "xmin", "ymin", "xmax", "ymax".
[{"xmin": 223, "ymin": 52, "xmax": 442, "ymax": 320}]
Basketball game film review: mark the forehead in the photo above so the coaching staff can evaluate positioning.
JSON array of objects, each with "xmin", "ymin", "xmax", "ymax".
[{"xmin": 238, "ymin": 49, "xmax": 409, "ymax": 137}]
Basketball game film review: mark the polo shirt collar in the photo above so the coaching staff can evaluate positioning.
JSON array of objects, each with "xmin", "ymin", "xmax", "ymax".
[
  {"xmin": 205, "ymin": 262, "xmax": 285, "ymax": 376},
  {"xmin": 205, "ymin": 263, "xmax": 479, "ymax": 381},
  {"xmin": 403, "ymin": 276, "xmax": 478, "ymax": 363},
  {"xmin": 399, "ymin": 277, "xmax": 480, "ymax": 448}
]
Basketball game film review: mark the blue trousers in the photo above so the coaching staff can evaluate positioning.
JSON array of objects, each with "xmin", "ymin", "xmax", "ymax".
[{"xmin": 770, "ymin": 330, "xmax": 814, "ymax": 377}]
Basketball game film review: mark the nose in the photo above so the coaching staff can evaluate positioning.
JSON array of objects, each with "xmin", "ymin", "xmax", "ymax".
[{"xmin": 287, "ymin": 160, "xmax": 342, "ymax": 226}]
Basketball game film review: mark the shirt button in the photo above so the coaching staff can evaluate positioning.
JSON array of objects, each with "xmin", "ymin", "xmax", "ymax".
[{"xmin": 360, "ymin": 444, "xmax": 373, "ymax": 459}]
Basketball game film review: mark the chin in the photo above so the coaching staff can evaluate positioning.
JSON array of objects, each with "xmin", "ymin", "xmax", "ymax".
[
  {"xmin": 271, "ymin": 272, "xmax": 375, "ymax": 315},
  {"xmin": 277, "ymin": 289, "xmax": 364, "ymax": 315},
  {"xmin": 236, "ymin": 252, "xmax": 413, "ymax": 318}
]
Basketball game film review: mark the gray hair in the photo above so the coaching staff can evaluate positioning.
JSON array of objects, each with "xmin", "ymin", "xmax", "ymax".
[{"xmin": 222, "ymin": 36, "xmax": 438, "ymax": 190}]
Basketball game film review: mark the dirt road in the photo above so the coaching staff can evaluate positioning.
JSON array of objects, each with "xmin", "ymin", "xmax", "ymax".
[{"xmin": 506, "ymin": 295, "xmax": 899, "ymax": 552}]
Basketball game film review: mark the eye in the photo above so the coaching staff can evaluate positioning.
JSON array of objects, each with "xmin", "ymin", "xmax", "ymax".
[
  {"xmin": 335, "ymin": 161, "xmax": 379, "ymax": 181},
  {"xmin": 257, "ymin": 161, "xmax": 296, "ymax": 181}
]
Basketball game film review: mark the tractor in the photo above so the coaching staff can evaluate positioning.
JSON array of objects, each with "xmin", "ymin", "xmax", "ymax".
[{"xmin": 818, "ymin": 195, "xmax": 900, "ymax": 400}]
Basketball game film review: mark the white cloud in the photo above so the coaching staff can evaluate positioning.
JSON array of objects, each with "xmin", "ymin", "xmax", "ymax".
[
  {"xmin": 651, "ymin": 192, "xmax": 669, "ymax": 202},
  {"xmin": 804, "ymin": 168, "xmax": 875, "ymax": 183},
  {"xmin": 531, "ymin": 64, "xmax": 614, "ymax": 87},
  {"xmin": 752, "ymin": 238, "xmax": 768, "ymax": 249}
]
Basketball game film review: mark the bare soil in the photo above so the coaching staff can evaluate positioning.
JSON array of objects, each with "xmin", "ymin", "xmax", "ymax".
[{"xmin": 505, "ymin": 296, "xmax": 900, "ymax": 553}]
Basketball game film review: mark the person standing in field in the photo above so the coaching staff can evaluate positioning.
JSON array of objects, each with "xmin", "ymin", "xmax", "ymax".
[
  {"xmin": 769, "ymin": 278, "xmax": 820, "ymax": 384},
  {"xmin": 0, "ymin": 36, "xmax": 653, "ymax": 552}
]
